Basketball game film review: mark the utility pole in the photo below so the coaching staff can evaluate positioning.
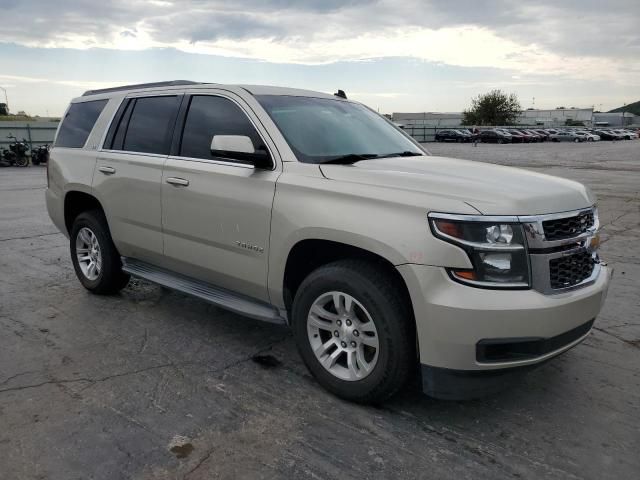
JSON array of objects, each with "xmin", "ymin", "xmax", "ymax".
[{"xmin": 0, "ymin": 86, "xmax": 8, "ymax": 114}]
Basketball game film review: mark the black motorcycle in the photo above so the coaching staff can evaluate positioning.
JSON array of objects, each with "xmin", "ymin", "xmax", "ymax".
[
  {"xmin": 31, "ymin": 144, "xmax": 50, "ymax": 166},
  {"xmin": 1, "ymin": 135, "xmax": 30, "ymax": 167}
]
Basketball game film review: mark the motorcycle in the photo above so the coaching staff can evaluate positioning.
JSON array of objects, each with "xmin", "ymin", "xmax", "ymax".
[
  {"xmin": 31, "ymin": 144, "xmax": 50, "ymax": 166},
  {"xmin": 1, "ymin": 135, "xmax": 30, "ymax": 167}
]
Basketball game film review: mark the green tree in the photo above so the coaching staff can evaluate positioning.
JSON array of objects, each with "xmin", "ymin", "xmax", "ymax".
[{"xmin": 462, "ymin": 90, "xmax": 522, "ymax": 126}]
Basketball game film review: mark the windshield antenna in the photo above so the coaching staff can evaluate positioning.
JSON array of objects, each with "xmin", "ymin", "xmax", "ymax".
[{"xmin": 334, "ymin": 89, "xmax": 347, "ymax": 99}]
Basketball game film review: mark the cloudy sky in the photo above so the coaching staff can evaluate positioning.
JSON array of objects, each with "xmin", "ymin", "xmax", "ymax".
[{"xmin": 0, "ymin": 0, "xmax": 638, "ymax": 116}]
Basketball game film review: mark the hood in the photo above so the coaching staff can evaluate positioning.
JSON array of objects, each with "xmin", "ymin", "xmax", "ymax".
[{"xmin": 319, "ymin": 155, "xmax": 594, "ymax": 216}]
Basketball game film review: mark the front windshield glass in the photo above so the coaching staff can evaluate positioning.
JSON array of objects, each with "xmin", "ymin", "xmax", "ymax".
[{"xmin": 256, "ymin": 95, "xmax": 423, "ymax": 164}]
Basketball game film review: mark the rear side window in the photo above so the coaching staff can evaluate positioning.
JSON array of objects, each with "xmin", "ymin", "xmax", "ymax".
[
  {"xmin": 55, "ymin": 100, "xmax": 108, "ymax": 148},
  {"xmin": 110, "ymin": 96, "xmax": 179, "ymax": 155},
  {"xmin": 180, "ymin": 95, "xmax": 264, "ymax": 161}
]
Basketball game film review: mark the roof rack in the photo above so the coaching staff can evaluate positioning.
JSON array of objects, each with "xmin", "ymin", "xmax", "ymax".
[{"xmin": 82, "ymin": 80, "xmax": 201, "ymax": 97}]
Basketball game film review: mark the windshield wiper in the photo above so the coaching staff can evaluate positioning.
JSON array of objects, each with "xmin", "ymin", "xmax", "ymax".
[
  {"xmin": 321, "ymin": 153, "xmax": 379, "ymax": 165},
  {"xmin": 375, "ymin": 151, "xmax": 423, "ymax": 159}
]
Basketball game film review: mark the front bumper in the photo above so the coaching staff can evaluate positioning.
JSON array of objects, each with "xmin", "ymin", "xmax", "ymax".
[{"xmin": 397, "ymin": 264, "xmax": 611, "ymax": 398}]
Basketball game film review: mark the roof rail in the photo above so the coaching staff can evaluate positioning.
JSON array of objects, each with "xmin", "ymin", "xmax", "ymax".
[{"xmin": 82, "ymin": 80, "xmax": 201, "ymax": 97}]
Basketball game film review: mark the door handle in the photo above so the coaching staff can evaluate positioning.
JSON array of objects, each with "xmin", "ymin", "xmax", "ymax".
[
  {"xmin": 98, "ymin": 166, "xmax": 116, "ymax": 175},
  {"xmin": 166, "ymin": 177, "xmax": 190, "ymax": 187}
]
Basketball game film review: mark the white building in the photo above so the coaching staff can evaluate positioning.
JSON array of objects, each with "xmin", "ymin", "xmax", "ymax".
[{"xmin": 392, "ymin": 108, "xmax": 595, "ymax": 129}]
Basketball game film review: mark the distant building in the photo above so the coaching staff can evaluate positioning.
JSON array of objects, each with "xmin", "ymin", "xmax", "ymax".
[
  {"xmin": 393, "ymin": 108, "xmax": 595, "ymax": 128},
  {"xmin": 516, "ymin": 108, "xmax": 593, "ymax": 127},
  {"xmin": 593, "ymin": 112, "xmax": 638, "ymax": 127},
  {"xmin": 392, "ymin": 112, "xmax": 463, "ymax": 128}
]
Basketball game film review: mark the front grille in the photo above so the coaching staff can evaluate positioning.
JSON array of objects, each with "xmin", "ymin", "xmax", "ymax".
[
  {"xmin": 543, "ymin": 210, "xmax": 594, "ymax": 241},
  {"xmin": 549, "ymin": 251, "xmax": 595, "ymax": 289}
]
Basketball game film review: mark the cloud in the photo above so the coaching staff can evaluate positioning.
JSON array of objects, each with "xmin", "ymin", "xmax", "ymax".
[{"xmin": 0, "ymin": 0, "xmax": 637, "ymax": 87}]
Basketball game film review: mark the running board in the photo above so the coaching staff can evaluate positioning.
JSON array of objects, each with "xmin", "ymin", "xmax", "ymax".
[{"xmin": 121, "ymin": 258, "xmax": 286, "ymax": 324}]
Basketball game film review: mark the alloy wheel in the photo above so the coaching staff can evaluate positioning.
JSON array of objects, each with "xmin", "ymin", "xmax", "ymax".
[
  {"xmin": 307, "ymin": 291, "xmax": 379, "ymax": 381},
  {"xmin": 75, "ymin": 227, "xmax": 102, "ymax": 280}
]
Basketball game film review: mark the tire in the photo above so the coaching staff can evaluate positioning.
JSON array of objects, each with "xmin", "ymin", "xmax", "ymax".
[
  {"xmin": 70, "ymin": 209, "xmax": 130, "ymax": 294},
  {"xmin": 15, "ymin": 156, "xmax": 29, "ymax": 167},
  {"xmin": 574, "ymin": 138, "xmax": 579, "ymax": 143},
  {"xmin": 497, "ymin": 138, "xmax": 503, "ymax": 144},
  {"xmin": 292, "ymin": 260, "xmax": 415, "ymax": 404}
]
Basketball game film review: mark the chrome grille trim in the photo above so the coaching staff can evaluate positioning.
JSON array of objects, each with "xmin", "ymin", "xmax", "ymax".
[{"xmin": 519, "ymin": 207, "xmax": 600, "ymax": 294}]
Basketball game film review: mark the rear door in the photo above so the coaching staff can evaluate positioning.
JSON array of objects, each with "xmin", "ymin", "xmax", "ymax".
[
  {"xmin": 93, "ymin": 93, "xmax": 182, "ymax": 264},
  {"xmin": 161, "ymin": 90, "xmax": 280, "ymax": 302}
]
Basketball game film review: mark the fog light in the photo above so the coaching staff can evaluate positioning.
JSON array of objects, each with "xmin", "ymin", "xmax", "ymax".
[{"xmin": 480, "ymin": 253, "xmax": 512, "ymax": 271}]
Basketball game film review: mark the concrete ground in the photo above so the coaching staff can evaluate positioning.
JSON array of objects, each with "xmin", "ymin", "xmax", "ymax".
[{"xmin": 1, "ymin": 140, "xmax": 638, "ymax": 480}]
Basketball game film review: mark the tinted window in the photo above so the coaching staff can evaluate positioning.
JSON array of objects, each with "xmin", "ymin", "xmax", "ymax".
[
  {"xmin": 180, "ymin": 95, "xmax": 264, "ymax": 160},
  {"xmin": 55, "ymin": 100, "xmax": 107, "ymax": 148},
  {"xmin": 119, "ymin": 96, "xmax": 179, "ymax": 154}
]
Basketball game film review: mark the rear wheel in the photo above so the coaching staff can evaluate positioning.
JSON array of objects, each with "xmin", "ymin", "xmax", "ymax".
[
  {"xmin": 574, "ymin": 138, "xmax": 580, "ymax": 143},
  {"xmin": 292, "ymin": 260, "xmax": 414, "ymax": 404},
  {"xmin": 70, "ymin": 210, "xmax": 130, "ymax": 294}
]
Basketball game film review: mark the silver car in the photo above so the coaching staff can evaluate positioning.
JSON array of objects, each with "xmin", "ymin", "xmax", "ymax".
[{"xmin": 550, "ymin": 131, "xmax": 585, "ymax": 143}]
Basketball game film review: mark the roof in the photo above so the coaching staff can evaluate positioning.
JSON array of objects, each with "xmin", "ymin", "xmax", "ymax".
[{"xmin": 79, "ymin": 80, "xmax": 343, "ymax": 102}]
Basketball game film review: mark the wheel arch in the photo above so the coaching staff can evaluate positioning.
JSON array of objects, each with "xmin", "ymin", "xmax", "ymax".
[
  {"xmin": 278, "ymin": 237, "xmax": 414, "ymax": 326},
  {"xmin": 63, "ymin": 190, "xmax": 106, "ymax": 235}
]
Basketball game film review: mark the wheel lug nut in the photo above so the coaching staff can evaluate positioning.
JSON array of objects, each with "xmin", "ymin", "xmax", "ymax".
[
  {"xmin": 336, "ymin": 320, "xmax": 342, "ymax": 326},
  {"xmin": 350, "ymin": 341, "xmax": 356, "ymax": 347},
  {"xmin": 334, "ymin": 331, "xmax": 339, "ymax": 337},
  {"xmin": 346, "ymin": 319, "xmax": 352, "ymax": 326},
  {"xmin": 341, "ymin": 341, "xmax": 347, "ymax": 348},
  {"xmin": 353, "ymin": 330, "xmax": 359, "ymax": 337}
]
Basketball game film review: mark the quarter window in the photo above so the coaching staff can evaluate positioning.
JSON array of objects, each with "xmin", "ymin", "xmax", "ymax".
[
  {"xmin": 180, "ymin": 95, "xmax": 264, "ymax": 161},
  {"xmin": 55, "ymin": 99, "xmax": 108, "ymax": 148}
]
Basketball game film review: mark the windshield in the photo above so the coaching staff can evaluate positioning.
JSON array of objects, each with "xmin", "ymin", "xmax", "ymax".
[{"xmin": 256, "ymin": 95, "xmax": 423, "ymax": 164}]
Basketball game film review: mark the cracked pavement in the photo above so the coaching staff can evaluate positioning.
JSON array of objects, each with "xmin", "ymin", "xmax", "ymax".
[{"xmin": 1, "ymin": 140, "xmax": 639, "ymax": 479}]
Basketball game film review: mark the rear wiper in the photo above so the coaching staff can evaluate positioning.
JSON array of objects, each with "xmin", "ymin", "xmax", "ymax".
[
  {"xmin": 321, "ymin": 153, "xmax": 379, "ymax": 165},
  {"xmin": 375, "ymin": 151, "xmax": 423, "ymax": 159}
]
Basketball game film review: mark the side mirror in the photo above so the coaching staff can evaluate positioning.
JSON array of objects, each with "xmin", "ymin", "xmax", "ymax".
[{"xmin": 210, "ymin": 135, "xmax": 272, "ymax": 169}]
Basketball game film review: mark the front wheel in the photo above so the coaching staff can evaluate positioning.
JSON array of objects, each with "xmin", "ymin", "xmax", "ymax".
[
  {"xmin": 70, "ymin": 210, "xmax": 130, "ymax": 294},
  {"xmin": 15, "ymin": 156, "xmax": 29, "ymax": 167},
  {"xmin": 292, "ymin": 260, "xmax": 414, "ymax": 404}
]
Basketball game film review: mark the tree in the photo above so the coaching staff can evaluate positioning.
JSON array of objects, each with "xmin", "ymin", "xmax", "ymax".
[
  {"xmin": 0, "ymin": 103, "xmax": 8, "ymax": 116},
  {"xmin": 461, "ymin": 90, "xmax": 522, "ymax": 126}
]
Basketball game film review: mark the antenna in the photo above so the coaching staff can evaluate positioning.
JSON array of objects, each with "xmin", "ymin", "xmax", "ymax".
[{"xmin": 334, "ymin": 89, "xmax": 347, "ymax": 99}]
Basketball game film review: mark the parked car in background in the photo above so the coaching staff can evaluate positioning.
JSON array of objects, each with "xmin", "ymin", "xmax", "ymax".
[
  {"xmin": 435, "ymin": 129, "xmax": 472, "ymax": 142},
  {"xmin": 594, "ymin": 130, "xmax": 622, "ymax": 141},
  {"xmin": 495, "ymin": 129, "xmax": 513, "ymax": 142},
  {"xmin": 575, "ymin": 131, "xmax": 600, "ymax": 142},
  {"xmin": 458, "ymin": 128, "xmax": 479, "ymax": 141},
  {"xmin": 523, "ymin": 130, "xmax": 543, "ymax": 142},
  {"xmin": 614, "ymin": 129, "xmax": 638, "ymax": 140},
  {"xmin": 550, "ymin": 131, "xmax": 585, "ymax": 142},
  {"xmin": 509, "ymin": 129, "xmax": 534, "ymax": 142},
  {"xmin": 533, "ymin": 129, "xmax": 550, "ymax": 141},
  {"xmin": 479, "ymin": 129, "xmax": 512, "ymax": 143}
]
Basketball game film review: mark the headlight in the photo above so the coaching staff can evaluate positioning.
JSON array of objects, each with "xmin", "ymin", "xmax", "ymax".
[{"xmin": 429, "ymin": 213, "xmax": 530, "ymax": 289}]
